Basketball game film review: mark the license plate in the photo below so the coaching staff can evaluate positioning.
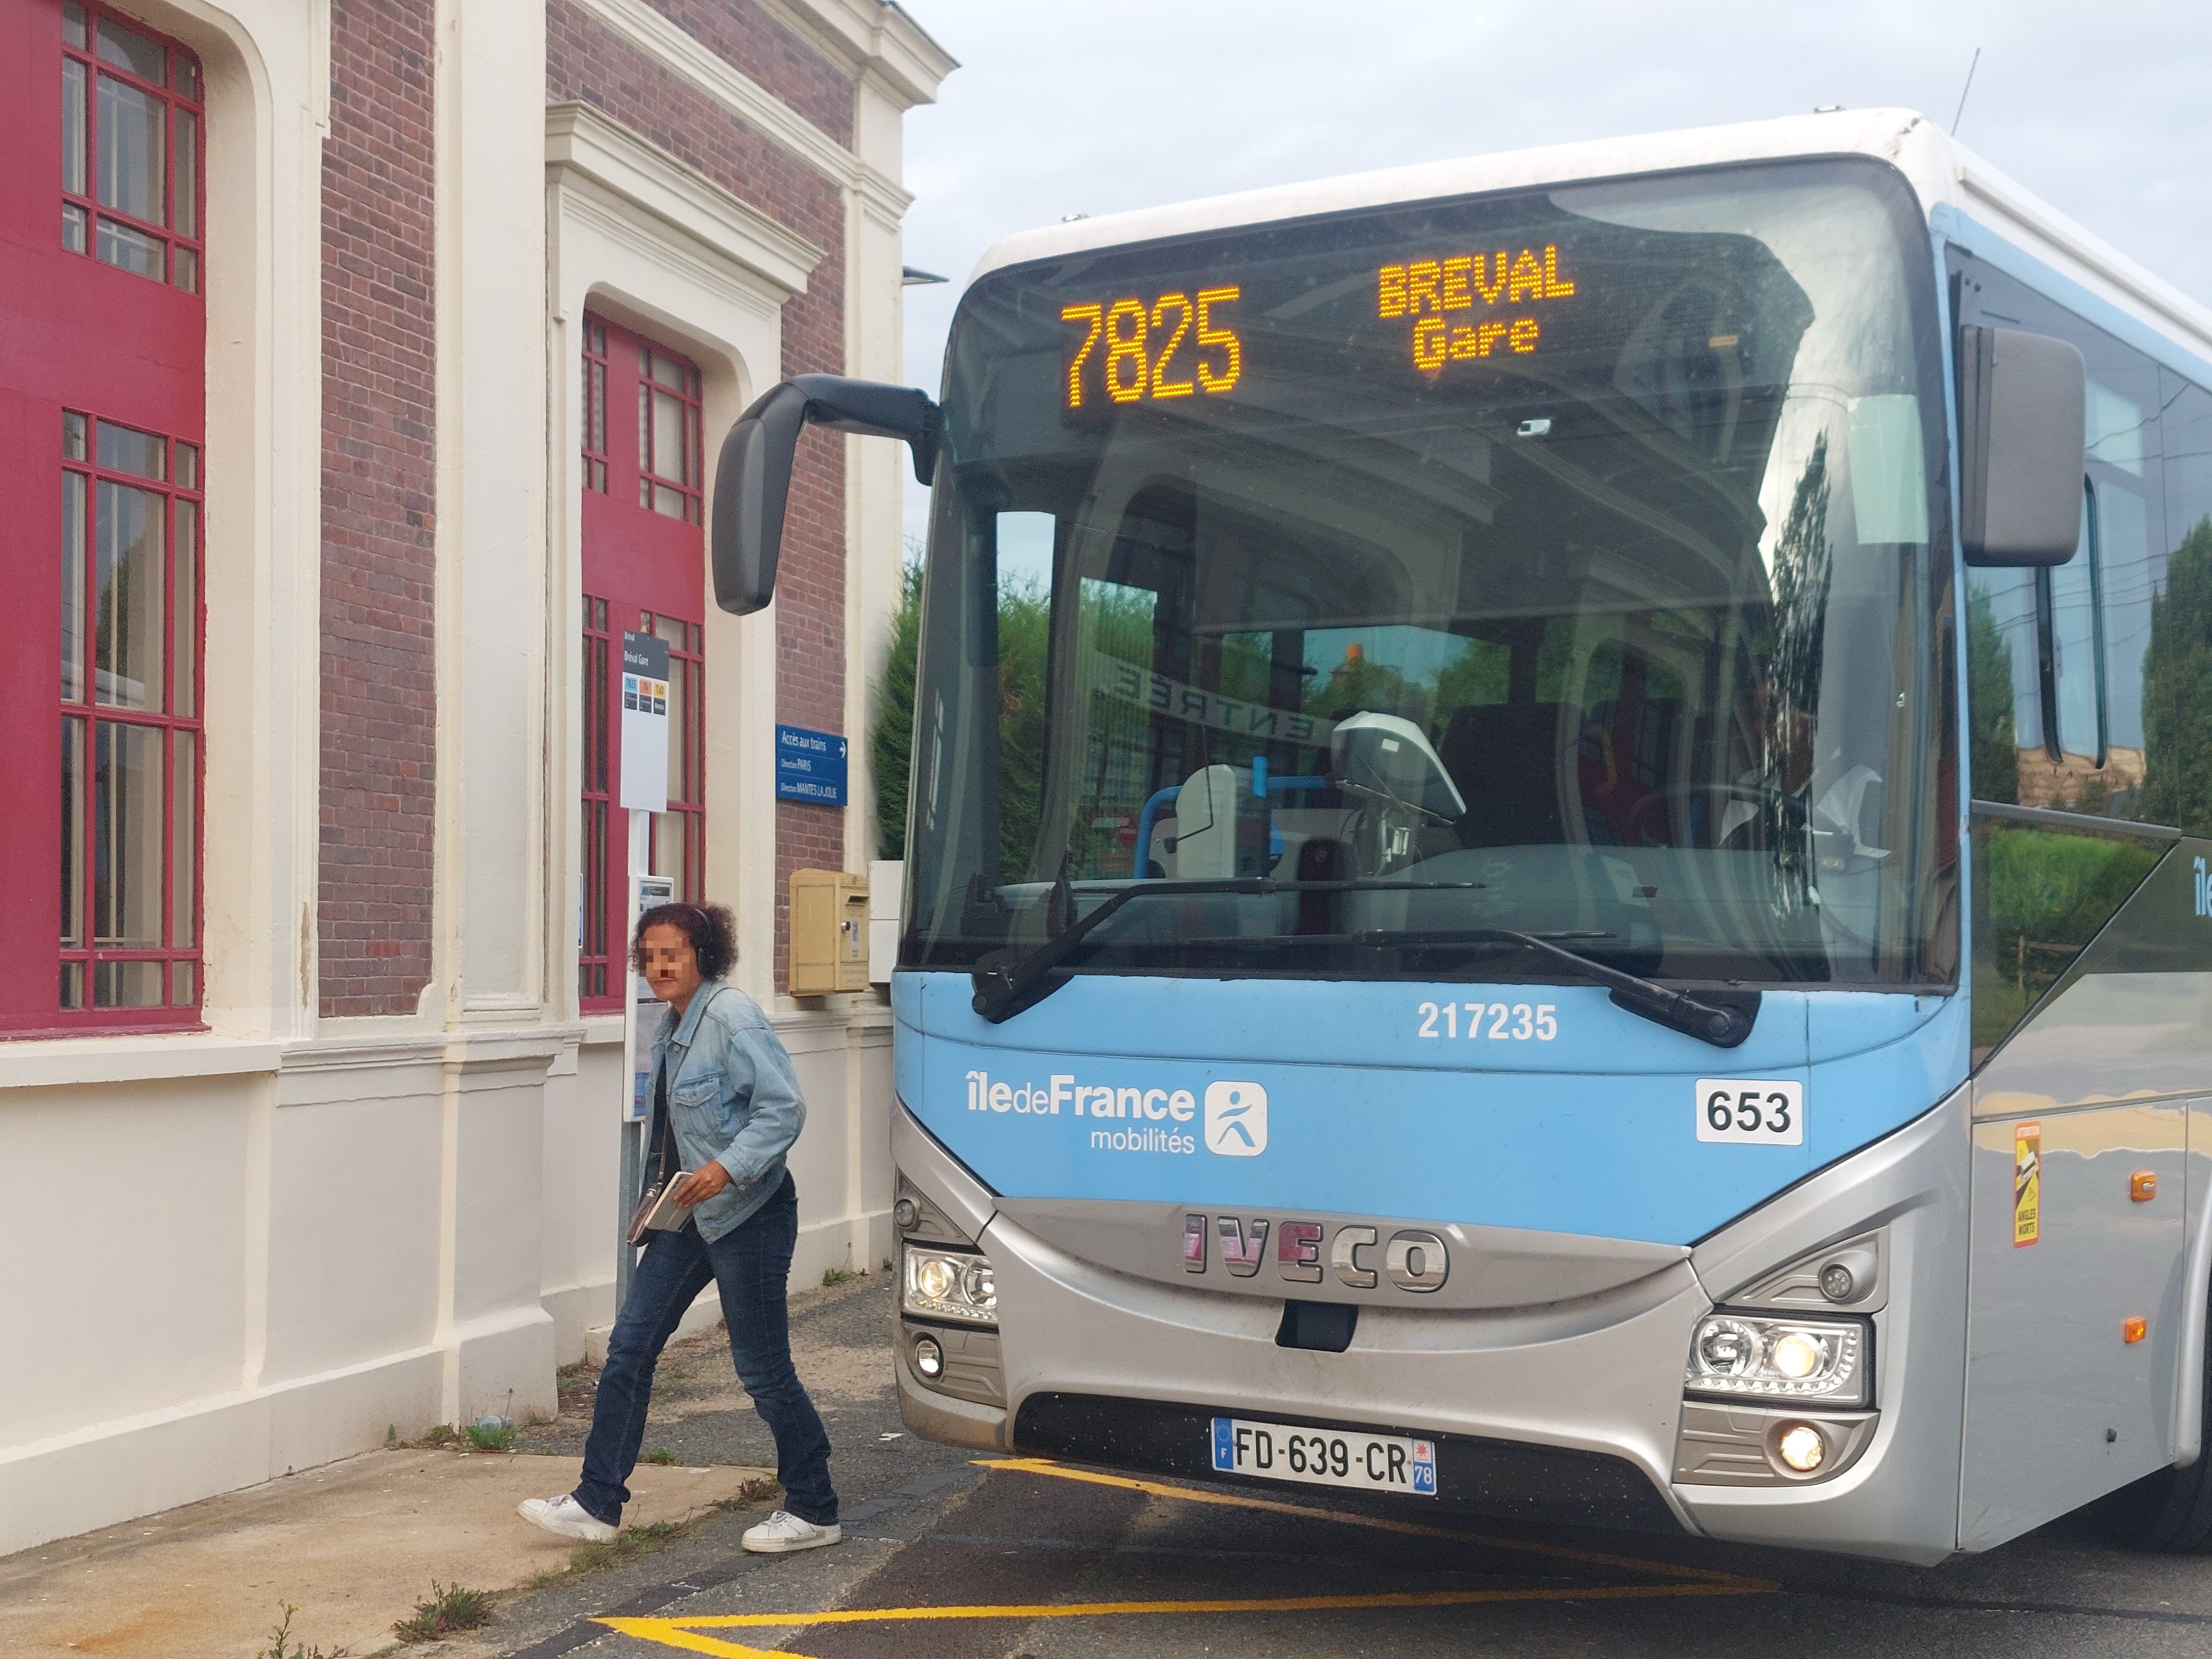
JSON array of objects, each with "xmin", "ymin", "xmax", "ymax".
[{"xmin": 1210, "ymin": 1416, "xmax": 1437, "ymax": 1496}]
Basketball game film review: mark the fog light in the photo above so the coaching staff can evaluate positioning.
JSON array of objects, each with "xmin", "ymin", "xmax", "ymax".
[
  {"xmin": 913, "ymin": 1335, "xmax": 944, "ymax": 1380},
  {"xmin": 1777, "ymin": 1423, "xmax": 1825, "ymax": 1472},
  {"xmin": 1818, "ymin": 1262, "xmax": 1856, "ymax": 1301},
  {"xmin": 893, "ymin": 1195, "xmax": 919, "ymax": 1231}
]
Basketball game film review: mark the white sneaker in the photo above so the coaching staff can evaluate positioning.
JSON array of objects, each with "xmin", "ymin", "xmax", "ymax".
[
  {"xmin": 518, "ymin": 1493, "xmax": 617, "ymax": 1543},
  {"xmin": 741, "ymin": 1509, "xmax": 842, "ymax": 1554}
]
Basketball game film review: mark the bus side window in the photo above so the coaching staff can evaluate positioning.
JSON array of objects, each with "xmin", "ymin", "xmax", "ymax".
[
  {"xmin": 1953, "ymin": 256, "xmax": 2166, "ymax": 822},
  {"xmin": 2144, "ymin": 373, "xmax": 2212, "ymax": 835}
]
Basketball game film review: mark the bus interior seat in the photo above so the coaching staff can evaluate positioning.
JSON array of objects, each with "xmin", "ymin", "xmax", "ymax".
[{"xmin": 1437, "ymin": 703, "xmax": 1572, "ymax": 847}]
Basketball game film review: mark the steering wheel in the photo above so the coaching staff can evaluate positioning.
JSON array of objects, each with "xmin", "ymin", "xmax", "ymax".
[{"xmin": 1624, "ymin": 783, "xmax": 1809, "ymax": 850}]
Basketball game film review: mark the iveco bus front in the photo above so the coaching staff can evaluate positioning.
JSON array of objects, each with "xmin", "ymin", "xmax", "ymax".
[{"xmin": 710, "ymin": 111, "xmax": 2212, "ymax": 1562}]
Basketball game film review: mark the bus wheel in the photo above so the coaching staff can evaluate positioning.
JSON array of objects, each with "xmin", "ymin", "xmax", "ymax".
[{"xmin": 2102, "ymin": 1309, "xmax": 2212, "ymax": 1550}]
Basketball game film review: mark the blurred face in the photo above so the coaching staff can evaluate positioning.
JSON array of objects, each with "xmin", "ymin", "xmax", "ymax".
[{"xmin": 639, "ymin": 923, "xmax": 704, "ymax": 1008}]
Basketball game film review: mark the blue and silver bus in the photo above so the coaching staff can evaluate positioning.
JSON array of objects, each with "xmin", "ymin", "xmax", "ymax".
[{"xmin": 714, "ymin": 109, "xmax": 2212, "ymax": 1562}]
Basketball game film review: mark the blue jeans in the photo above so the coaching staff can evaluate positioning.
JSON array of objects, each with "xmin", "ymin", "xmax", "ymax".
[{"xmin": 574, "ymin": 1173, "xmax": 837, "ymax": 1526}]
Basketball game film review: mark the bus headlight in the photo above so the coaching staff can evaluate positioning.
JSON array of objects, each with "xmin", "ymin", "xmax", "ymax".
[
  {"xmin": 1686, "ymin": 1314, "xmax": 1867, "ymax": 1407},
  {"xmin": 904, "ymin": 1244, "xmax": 998, "ymax": 1326}
]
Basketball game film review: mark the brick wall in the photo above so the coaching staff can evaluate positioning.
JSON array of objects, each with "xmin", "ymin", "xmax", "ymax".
[
  {"xmin": 320, "ymin": 0, "xmax": 438, "ymax": 1018},
  {"xmin": 635, "ymin": 0, "xmax": 853, "ymax": 144},
  {"xmin": 548, "ymin": 0, "xmax": 851, "ymax": 993}
]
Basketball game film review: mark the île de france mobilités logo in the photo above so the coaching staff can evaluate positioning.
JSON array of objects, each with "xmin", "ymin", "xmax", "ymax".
[
  {"xmin": 961, "ymin": 1071, "xmax": 1268, "ymax": 1158},
  {"xmin": 1203, "ymin": 1081, "xmax": 1267, "ymax": 1156}
]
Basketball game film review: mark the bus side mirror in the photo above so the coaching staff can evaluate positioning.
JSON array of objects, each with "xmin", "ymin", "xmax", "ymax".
[
  {"xmin": 1957, "ymin": 325, "xmax": 2086, "ymax": 566},
  {"xmin": 710, "ymin": 375, "xmax": 939, "ymax": 615}
]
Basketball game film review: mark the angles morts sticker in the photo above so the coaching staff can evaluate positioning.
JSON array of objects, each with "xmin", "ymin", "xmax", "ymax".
[{"xmin": 2013, "ymin": 1121, "xmax": 2041, "ymax": 1249}]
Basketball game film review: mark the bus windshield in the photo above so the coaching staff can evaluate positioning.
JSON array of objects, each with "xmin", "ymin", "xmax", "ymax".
[{"xmin": 904, "ymin": 158, "xmax": 1957, "ymax": 990}]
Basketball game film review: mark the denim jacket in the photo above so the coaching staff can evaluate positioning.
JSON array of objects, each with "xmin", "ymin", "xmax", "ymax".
[{"xmin": 648, "ymin": 979, "xmax": 806, "ymax": 1243}]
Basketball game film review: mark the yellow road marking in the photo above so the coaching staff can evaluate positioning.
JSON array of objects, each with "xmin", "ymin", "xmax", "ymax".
[
  {"xmin": 596, "ymin": 1452, "xmax": 1777, "ymax": 1655},
  {"xmin": 602, "ymin": 1583, "xmax": 1766, "ymax": 1656},
  {"xmin": 979, "ymin": 1456, "xmax": 1772, "ymax": 1590}
]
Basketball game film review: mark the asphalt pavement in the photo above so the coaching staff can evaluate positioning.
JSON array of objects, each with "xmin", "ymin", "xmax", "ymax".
[{"xmin": 470, "ymin": 1273, "xmax": 2212, "ymax": 1659}]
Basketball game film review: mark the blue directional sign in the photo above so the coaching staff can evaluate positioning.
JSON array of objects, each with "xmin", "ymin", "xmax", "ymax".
[{"xmin": 775, "ymin": 724, "xmax": 848, "ymax": 806}]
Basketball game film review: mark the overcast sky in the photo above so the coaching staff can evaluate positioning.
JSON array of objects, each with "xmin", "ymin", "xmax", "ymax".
[{"xmin": 892, "ymin": 1, "xmax": 2212, "ymax": 543}]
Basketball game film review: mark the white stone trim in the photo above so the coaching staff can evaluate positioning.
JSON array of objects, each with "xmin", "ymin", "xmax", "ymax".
[
  {"xmin": 547, "ymin": 101, "xmax": 823, "ymax": 300},
  {"xmin": 0, "ymin": 1034, "xmax": 282, "ymax": 1092},
  {"xmin": 757, "ymin": 0, "xmax": 957, "ymax": 111}
]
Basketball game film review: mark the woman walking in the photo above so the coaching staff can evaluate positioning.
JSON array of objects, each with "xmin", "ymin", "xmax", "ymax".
[{"xmin": 520, "ymin": 901, "xmax": 840, "ymax": 1553}]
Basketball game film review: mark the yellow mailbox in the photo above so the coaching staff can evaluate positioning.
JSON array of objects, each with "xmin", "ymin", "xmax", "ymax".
[{"xmin": 789, "ymin": 868, "xmax": 870, "ymax": 995}]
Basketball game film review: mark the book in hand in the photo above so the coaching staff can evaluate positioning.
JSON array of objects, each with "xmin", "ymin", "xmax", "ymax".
[{"xmin": 626, "ymin": 1173, "xmax": 696, "ymax": 1245}]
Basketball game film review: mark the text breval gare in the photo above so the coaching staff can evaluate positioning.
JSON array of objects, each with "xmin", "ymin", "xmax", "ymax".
[{"xmin": 1183, "ymin": 1214, "xmax": 1449, "ymax": 1293}]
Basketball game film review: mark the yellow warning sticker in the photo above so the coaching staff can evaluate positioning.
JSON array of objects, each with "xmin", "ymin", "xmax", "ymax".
[{"xmin": 2013, "ymin": 1121, "xmax": 2041, "ymax": 1248}]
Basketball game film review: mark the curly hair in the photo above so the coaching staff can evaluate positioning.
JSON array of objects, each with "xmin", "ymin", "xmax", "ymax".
[{"xmin": 632, "ymin": 901, "xmax": 737, "ymax": 981}]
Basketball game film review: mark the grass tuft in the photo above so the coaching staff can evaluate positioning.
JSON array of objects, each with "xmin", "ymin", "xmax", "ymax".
[
  {"xmin": 638, "ymin": 1447, "xmax": 680, "ymax": 1465},
  {"xmin": 392, "ymin": 1581, "xmax": 493, "ymax": 1644},
  {"xmin": 821, "ymin": 1266, "xmax": 856, "ymax": 1287},
  {"xmin": 463, "ymin": 1420, "xmax": 517, "ymax": 1453},
  {"xmin": 259, "ymin": 1602, "xmax": 347, "ymax": 1659}
]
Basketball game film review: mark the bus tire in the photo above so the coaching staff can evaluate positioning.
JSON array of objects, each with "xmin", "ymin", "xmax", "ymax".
[{"xmin": 2102, "ymin": 1302, "xmax": 2212, "ymax": 1551}]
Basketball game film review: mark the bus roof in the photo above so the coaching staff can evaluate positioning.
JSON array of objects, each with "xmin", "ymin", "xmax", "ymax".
[{"xmin": 968, "ymin": 108, "xmax": 2212, "ymax": 367}]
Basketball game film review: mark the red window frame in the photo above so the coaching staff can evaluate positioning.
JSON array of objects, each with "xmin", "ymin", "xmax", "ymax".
[
  {"xmin": 636, "ymin": 339, "xmax": 703, "ymax": 524},
  {"xmin": 646, "ymin": 609, "xmax": 705, "ymax": 903},
  {"xmin": 0, "ymin": 0, "xmax": 208, "ymax": 1036},
  {"xmin": 581, "ymin": 319, "xmax": 610, "ymax": 495},
  {"xmin": 579, "ymin": 595, "xmax": 613, "ymax": 1001},
  {"xmin": 59, "ymin": 409, "xmax": 204, "ymax": 1021},
  {"xmin": 61, "ymin": 0, "xmax": 205, "ymax": 294},
  {"xmin": 579, "ymin": 315, "xmax": 708, "ymax": 1014}
]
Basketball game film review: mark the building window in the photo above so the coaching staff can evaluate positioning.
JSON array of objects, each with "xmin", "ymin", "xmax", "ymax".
[
  {"xmin": 647, "ymin": 610, "xmax": 706, "ymax": 902},
  {"xmin": 581, "ymin": 319, "xmax": 609, "ymax": 494},
  {"xmin": 579, "ymin": 596, "xmax": 613, "ymax": 1001},
  {"xmin": 578, "ymin": 316, "xmax": 708, "ymax": 1012},
  {"xmin": 60, "ymin": 409, "xmax": 202, "ymax": 1015},
  {"xmin": 637, "ymin": 343, "xmax": 702, "ymax": 523},
  {"xmin": 61, "ymin": 0, "xmax": 203, "ymax": 293}
]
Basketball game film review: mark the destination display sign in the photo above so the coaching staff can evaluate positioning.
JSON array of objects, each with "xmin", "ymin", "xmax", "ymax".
[{"xmin": 1055, "ymin": 239, "xmax": 1587, "ymax": 409}]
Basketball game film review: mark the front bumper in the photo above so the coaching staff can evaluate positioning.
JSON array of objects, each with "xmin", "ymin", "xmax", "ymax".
[{"xmin": 892, "ymin": 1085, "xmax": 1969, "ymax": 1564}]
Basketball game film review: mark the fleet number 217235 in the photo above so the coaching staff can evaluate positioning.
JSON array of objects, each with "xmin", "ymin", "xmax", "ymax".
[{"xmin": 1416, "ymin": 1001, "xmax": 1557, "ymax": 1040}]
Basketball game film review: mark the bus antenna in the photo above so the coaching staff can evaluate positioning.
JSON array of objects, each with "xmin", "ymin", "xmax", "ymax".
[{"xmin": 1951, "ymin": 46, "xmax": 1981, "ymax": 136}]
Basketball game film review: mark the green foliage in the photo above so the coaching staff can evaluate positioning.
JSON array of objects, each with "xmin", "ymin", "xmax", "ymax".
[
  {"xmin": 462, "ymin": 1420, "xmax": 515, "ymax": 1453},
  {"xmin": 393, "ymin": 1582, "xmax": 494, "ymax": 1644},
  {"xmin": 259, "ymin": 1604, "xmax": 346, "ymax": 1659},
  {"xmin": 821, "ymin": 1265, "xmax": 857, "ymax": 1287},
  {"xmin": 1980, "ymin": 827, "xmax": 2158, "ymax": 972},
  {"xmin": 1305, "ymin": 651, "xmax": 1426, "ymax": 725},
  {"xmin": 637, "ymin": 1447, "xmax": 680, "ymax": 1465},
  {"xmin": 870, "ymin": 556, "xmax": 1054, "ymax": 879},
  {"xmin": 995, "ymin": 578, "xmax": 1052, "ymax": 879},
  {"xmin": 871, "ymin": 553, "xmax": 924, "ymax": 860},
  {"xmin": 1966, "ymin": 583, "xmax": 2019, "ymax": 805},
  {"xmin": 1431, "ymin": 637, "xmax": 1511, "ymax": 727},
  {"xmin": 2137, "ymin": 516, "xmax": 2212, "ymax": 834}
]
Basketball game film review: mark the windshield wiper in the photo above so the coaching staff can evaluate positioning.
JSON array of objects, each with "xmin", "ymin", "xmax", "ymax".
[
  {"xmin": 968, "ymin": 879, "xmax": 1480, "ymax": 1023},
  {"xmin": 967, "ymin": 884, "xmax": 1758, "ymax": 1047},
  {"xmin": 1451, "ymin": 928, "xmax": 1757, "ymax": 1048}
]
